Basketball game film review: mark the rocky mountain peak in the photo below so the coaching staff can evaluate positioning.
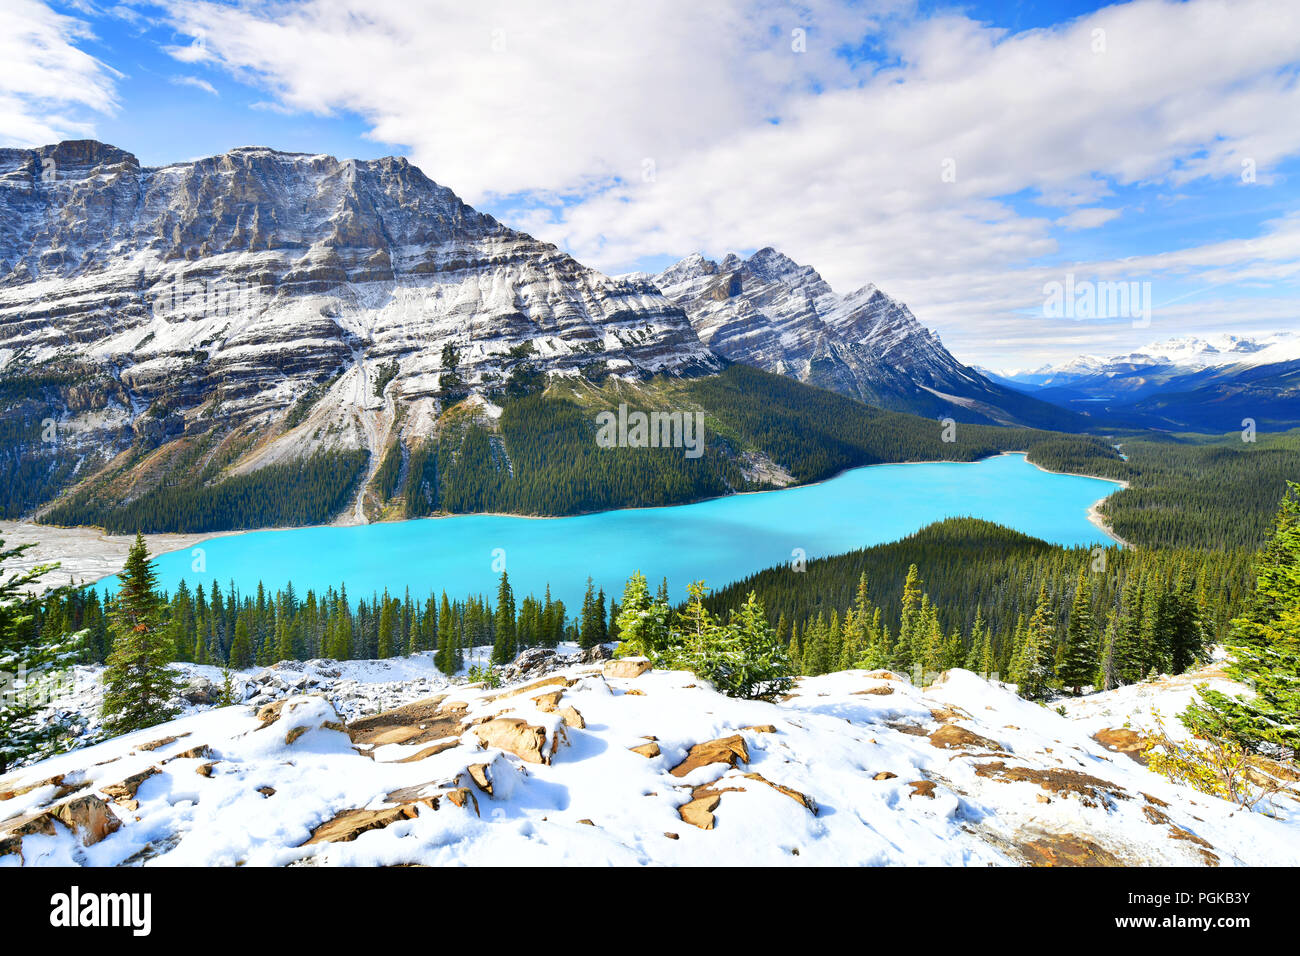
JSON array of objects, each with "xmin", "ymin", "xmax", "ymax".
[
  {"xmin": 0, "ymin": 139, "xmax": 720, "ymax": 522},
  {"xmin": 653, "ymin": 248, "xmax": 1078, "ymax": 429}
]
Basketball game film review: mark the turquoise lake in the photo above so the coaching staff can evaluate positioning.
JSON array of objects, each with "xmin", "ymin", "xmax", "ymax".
[{"xmin": 127, "ymin": 453, "xmax": 1122, "ymax": 609}]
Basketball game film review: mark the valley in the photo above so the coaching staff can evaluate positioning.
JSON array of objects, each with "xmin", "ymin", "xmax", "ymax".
[{"xmin": 1, "ymin": 138, "xmax": 1297, "ymax": 877}]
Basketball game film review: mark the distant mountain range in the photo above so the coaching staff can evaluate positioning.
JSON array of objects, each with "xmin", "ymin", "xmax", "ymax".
[{"xmin": 983, "ymin": 333, "xmax": 1300, "ymax": 432}]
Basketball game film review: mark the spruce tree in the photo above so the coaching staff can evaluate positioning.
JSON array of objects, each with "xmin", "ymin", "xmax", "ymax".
[
  {"xmin": 228, "ymin": 616, "xmax": 253, "ymax": 669},
  {"xmin": 491, "ymin": 571, "xmax": 516, "ymax": 664},
  {"xmin": 437, "ymin": 591, "xmax": 454, "ymax": 671},
  {"xmin": 718, "ymin": 591, "xmax": 794, "ymax": 700},
  {"xmin": 0, "ymin": 540, "xmax": 86, "ymax": 775},
  {"xmin": 1058, "ymin": 566, "xmax": 1097, "ymax": 695},
  {"xmin": 377, "ymin": 597, "xmax": 395, "ymax": 659},
  {"xmin": 893, "ymin": 563, "xmax": 922, "ymax": 672},
  {"xmin": 326, "ymin": 595, "xmax": 352, "ymax": 660},
  {"xmin": 1012, "ymin": 586, "xmax": 1055, "ymax": 701},
  {"xmin": 1183, "ymin": 482, "xmax": 1300, "ymax": 760},
  {"xmin": 101, "ymin": 534, "xmax": 180, "ymax": 736},
  {"xmin": 613, "ymin": 570, "xmax": 671, "ymax": 659},
  {"xmin": 579, "ymin": 578, "xmax": 600, "ymax": 649}
]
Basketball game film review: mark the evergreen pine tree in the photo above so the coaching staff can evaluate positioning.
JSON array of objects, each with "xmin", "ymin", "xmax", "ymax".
[
  {"xmin": 101, "ymin": 534, "xmax": 181, "ymax": 736},
  {"xmin": 1058, "ymin": 566, "xmax": 1097, "ymax": 695},
  {"xmin": 491, "ymin": 571, "xmax": 516, "ymax": 664},
  {"xmin": 891, "ymin": 564, "xmax": 922, "ymax": 674},
  {"xmin": 228, "ymin": 615, "xmax": 253, "ymax": 669},
  {"xmin": 1012, "ymin": 586, "xmax": 1055, "ymax": 701},
  {"xmin": 377, "ymin": 597, "xmax": 395, "ymax": 659},
  {"xmin": 0, "ymin": 540, "xmax": 86, "ymax": 775},
  {"xmin": 579, "ymin": 578, "xmax": 600, "ymax": 649},
  {"xmin": 614, "ymin": 571, "xmax": 671, "ymax": 659},
  {"xmin": 1183, "ymin": 482, "xmax": 1300, "ymax": 760}
]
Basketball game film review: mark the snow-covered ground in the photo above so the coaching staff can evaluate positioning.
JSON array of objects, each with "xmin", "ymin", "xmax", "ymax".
[
  {"xmin": 4, "ymin": 655, "xmax": 1297, "ymax": 867},
  {"xmin": 33, "ymin": 643, "xmax": 559, "ymax": 749},
  {"xmin": 1057, "ymin": 657, "xmax": 1243, "ymax": 743}
]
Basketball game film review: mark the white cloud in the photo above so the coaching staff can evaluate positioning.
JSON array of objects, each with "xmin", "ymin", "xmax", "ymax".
[
  {"xmin": 1057, "ymin": 207, "xmax": 1122, "ymax": 231},
  {"xmin": 170, "ymin": 74, "xmax": 218, "ymax": 95},
  {"xmin": 0, "ymin": 0, "xmax": 121, "ymax": 145},
  {"xmin": 153, "ymin": 0, "xmax": 1300, "ymax": 366}
]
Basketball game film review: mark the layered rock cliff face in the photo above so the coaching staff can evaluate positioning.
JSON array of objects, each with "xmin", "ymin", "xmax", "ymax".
[
  {"xmin": 650, "ymin": 249, "xmax": 1079, "ymax": 429},
  {"xmin": 0, "ymin": 141, "xmax": 719, "ymax": 518}
]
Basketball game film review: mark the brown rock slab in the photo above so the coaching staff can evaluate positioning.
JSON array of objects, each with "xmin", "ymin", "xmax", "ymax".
[
  {"xmin": 0, "ymin": 773, "xmax": 87, "ymax": 802},
  {"xmin": 0, "ymin": 794, "xmax": 122, "ymax": 859},
  {"xmin": 467, "ymin": 763, "xmax": 493, "ymax": 795},
  {"xmin": 929, "ymin": 724, "xmax": 1004, "ymax": 752},
  {"xmin": 1018, "ymin": 833, "xmax": 1123, "ymax": 867},
  {"xmin": 873, "ymin": 771, "xmax": 897, "ymax": 781},
  {"xmin": 165, "ymin": 745, "xmax": 214, "ymax": 762},
  {"xmin": 853, "ymin": 685, "xmax": 894, "ymax": 696},
  {"xmin": 929, "ymin": 706, "xmax": 973, "ymax": 723},
  {"xmin": 886, "ymin": 721, "xmax": 929, "ymax": 737},
  {"xmin": 676, "ymin": 782, "xmax": 744, "ymax": 830},
  {"xmin": 974, "ymin": 761, "xmax": 1129, "ymax": 806},
  {"xmin": 135, "ymin": 733, "xmax": 191, "ymax": 752},
  {"xmin": 256, "ymin": 701, "xmax": 287, "ymax": 727},
  {"xmin": 742, "ymin": 773, "xmax": 818, "ymax": 814},
  {"xmin": 100, "ymin": 767, "xmax": 161, "ymax": 804},
  {"xmin": 603, "ymin": 658, "xmax": 652, "ymax": 679},
  {"xmin": 362, "ymin": 725, "xmax": 427, "ymax": 747},
  {"xmin": 494, "ymin": 676, "xmax": 577, "ymax": 701},
  {"xmin": 907, "ymin": 780, "xmax": 937, "ymax": 799},
  {"xmin": 348, "ymin": 697, "xmax": 468, "ymax": 748},
  {"xmin": 1092, "ymin": 728, "xmax": 1149, "ymax": 766},
  {"xmin": 445, "ymin": 788, "xmax": 480, "ymax": 816},
  {"xmin": 1168, "ymin": 825, "xmax": 1215, "ymax": 850},
  {"xmin": 630, "ymin": 741, "xmax": 661, "ymax": 759},
  {"xmin": 669, "ymin": 735, "xmax": 750, "ymax": 778},
  {"xmin": 285, "ymin": 725, "xmax": 310, "ymax": 745},
  {"xmin": 559, "ymin": 706, "xmax": 586, "ymax": 730},
  {"xmin": 471, "ymin": 718, "xmax": 551, "ymax": 764},
  {"xmin": 532, "ymin": 690, "xmax": 564, "ymax": 712},
  {"xmin": 304, "ymin": 805, "xmax": 422, "ymax": 845},
  {"xmin": 395, "ymin": 739, "xmax": 462, "ymax": 763}
]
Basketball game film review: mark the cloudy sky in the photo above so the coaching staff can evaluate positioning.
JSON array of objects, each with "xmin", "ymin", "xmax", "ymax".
[{"xmin": 3, "ymin": 0, "xmax": 1298, "ymax": 369}]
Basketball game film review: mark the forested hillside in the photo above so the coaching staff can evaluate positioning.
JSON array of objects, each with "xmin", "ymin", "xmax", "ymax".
[
  {"xmin": 27, "ymin": 365, "xmax": 1297, "ymax": 553},
  {"xmin": 33, "ymin": 365, "xmax": 1125, "ymax": 533},
  {"xmin": 1097, "ymin": 430, "xmax": 1300, "ymax": 549},
  {"xmin": 706, "ymin": 517, "xmax": 1253, "ymax": 684},
  {"xmin": 41, "ymin": 450, "xmax": 368, "ymax": 534}
]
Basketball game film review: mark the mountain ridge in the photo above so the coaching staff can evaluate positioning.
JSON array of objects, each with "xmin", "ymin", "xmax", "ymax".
[{"xmin": 646, "ymin": 247, "xmax": 1084, "ymax": 430}]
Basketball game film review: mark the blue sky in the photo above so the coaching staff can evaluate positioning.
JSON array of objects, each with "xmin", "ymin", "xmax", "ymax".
[{"xmin": 4, "ymin": 0, "xmax": 1298, "ymax": 368}]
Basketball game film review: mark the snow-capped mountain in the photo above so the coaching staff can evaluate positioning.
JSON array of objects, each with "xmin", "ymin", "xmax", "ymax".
[
  {"xmin": 648, "ymin": 249, "xmax": 1080, "ymax": 429},
  {"xmin": 985, "ymin": 332, "xmax": 1300, "ymax": 432},
  {"xmin": 993, "ymin": 333, "xmax": 1300, "ymax": 387},
  {"xmin": 0, "ymin": 140, "xmax": 719, "ymax": 515}
]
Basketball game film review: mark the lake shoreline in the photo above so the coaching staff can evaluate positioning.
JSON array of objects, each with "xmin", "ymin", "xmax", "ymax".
[
  {"xmin": 9, "ymin": 450, "xmax": 1126, "ymax": 589},
  {"xmin": 1014, "ymin": 454, "xmax": 1132, "ymax": 549}
]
